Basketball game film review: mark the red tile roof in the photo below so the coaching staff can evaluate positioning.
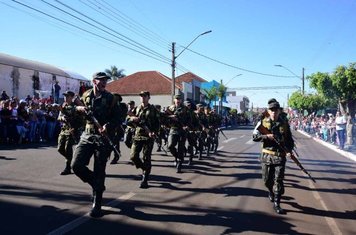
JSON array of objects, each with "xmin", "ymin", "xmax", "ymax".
[
  {"xmin": 176, "ymin": 72, "xmax": 207, "ymax": 85},
  {"xmin": 106, "ymin": 71, "xmax": 180, "ymax": 95}
]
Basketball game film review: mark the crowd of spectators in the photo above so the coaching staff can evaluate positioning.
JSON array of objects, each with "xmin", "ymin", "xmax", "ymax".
[
  {"xmin": 0, "ymin": 91, "xmax": 63, "ymax": 145},
  {"xmin": 289, "ymin": 112, "xmax": 356, "ymax": 150}
]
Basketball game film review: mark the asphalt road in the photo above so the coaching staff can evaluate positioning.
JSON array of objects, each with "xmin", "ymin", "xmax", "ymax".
[{"xmin": 0, "ymin": 126, "xmax": 355, "ymax": 235}]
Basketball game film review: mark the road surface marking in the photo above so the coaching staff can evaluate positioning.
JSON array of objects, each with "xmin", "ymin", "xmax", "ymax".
[
  {"xmin": 309, "ymin": 181, "xmax": 342, "ymax": 235},
  {"xmin": 245, "ymin": 139, "xmax": 254, "ymax": 145},
  {"xmin": 217, "ymin": 146, "xmax": 224, "ymax": 151},
  {"xmin": 47, "ymin": 192, "xmax": 136, "ymax": 235},
  {"xmin": 223, "ymin": 138, "xmax": 237, "ymax": 143}
]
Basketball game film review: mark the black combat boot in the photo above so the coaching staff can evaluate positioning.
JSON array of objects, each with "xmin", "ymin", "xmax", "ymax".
[
  {"xmin": 110, "ymin": 152, "xmax": 121, "ymax": 164},
  {"xmin": 176, "ymin": 160, "xmax": 182, "ymax": 173},
  {"xmin": 273, "ymin": 196, "xmax": 284, "ymax": 214},
  {"xmin": 268, "ymin": 191, "xmax": 274, "ymax": 202},
  {"xmin": 188, "ymin": 156, "xmax": 193, "ymax": 165},
  {"xmin": 90, "ymin": 191, "xmax": 103, "ymax": 218},
  {"xmin": 140, "ymin": 172, "xmax": 149, "ymax": 189},
  {"xmin": 60, "ymin": 163, "xmax": 72, "ymax": 175}
]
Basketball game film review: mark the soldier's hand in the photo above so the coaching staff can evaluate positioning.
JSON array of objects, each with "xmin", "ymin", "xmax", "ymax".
[
  {"xmin": 286, "ymin": 152, "xmax": 292, "ymax": 158},
  {"xmin": 100, "ymin": 124, "xmax": 108, "ymax": 134},
  {"xmin": 149, "ymin": 132, "xmax": 156, "ymax": 138},
  {"xmin": 265, "ymin": 134, "xmax": 275, "ymax": 140},
  {"xmin": 131, "ymin": 117, "xmax": 140, "ymax": 122},
  {"xmin": 76, "ymin": 106, "xmax": 86, "ymax": 113}
]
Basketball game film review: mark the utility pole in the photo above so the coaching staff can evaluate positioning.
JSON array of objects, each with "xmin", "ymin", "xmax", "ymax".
[
  {"xmin": 170, "ymin": 30, "xmax": 212, "ymax": 104},
  {"xmin": 171, "ymin": 42, "xmax": 176, "ymax": 103}
]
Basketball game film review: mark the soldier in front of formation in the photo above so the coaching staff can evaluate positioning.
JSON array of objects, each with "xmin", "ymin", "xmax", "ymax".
[
  {"xmin": 57, "ymin": 90, "xmax": 81, "ymax": 175},
  {"xmin": 72, "ymin": 72, "xmax": 121, "ymax": 218},
  {"xmin": 128, "ymin": 91, "xmax": 160, "ymax": 188},
  {"xmin": 252, "ymin": 98, "xmax": 294, "ymax": 214},
  {"xmin": 166, "ymin": 94, "xmax": 191, "ymax": 173}
]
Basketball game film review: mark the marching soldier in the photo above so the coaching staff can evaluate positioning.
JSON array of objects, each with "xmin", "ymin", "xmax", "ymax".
[
  {"xmin": 184, "ymin": 100, "xmax": 199, "ymax": 165},
  {"xmin": 166, "ymin": 94, "xmax": 191, "ymax": 173},
  {"xmin": 110, "ymin": 93, "xmax": 127, "ymax": 165},
  {"xmin": 124, "ymin": 100, "xmax": 136, "ymax": 149},
  {"xmin": 72, "ymin": 72, "xmax": 121, "ymax": 218},
  {"xmin": 252, "ymin": 98, "xmax": 294, "ymax": 214},
  {"xmin": 128, "ymin": 91, "xmax": 160, "ymax": 188},
  {"xmin": 57, "ymin": 90, "xmax": 80, "ymax": 175},
  {"xmin": 195, "ymin": 104, "xmax": 208, "ymax": 159},
  {"xmin": 155, "ymin": 104, "xmax": 168, "ymax": 152}
]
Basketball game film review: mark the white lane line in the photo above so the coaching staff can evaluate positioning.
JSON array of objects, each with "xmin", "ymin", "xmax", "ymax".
[
  {"xmin": 47, "ymin": 192, "xmax": 136, "ymax": 235},
  {"xmin": 217, "ymin": 146, "xmax": 224, "ymax": 151},
  {"xmin": 223, "ymin": 138, "xmax": 237, "ymax": 143},
  {"xmin": 239, "ymin": 135, "xmax": 245, "ymax": 138},
  {"xmin": 309, "ymin": 181, "xmax": 342, "ymax": 235},
  {"xmin": 245, "ymin": 139, "xmax": 254, "ymax": 145}
]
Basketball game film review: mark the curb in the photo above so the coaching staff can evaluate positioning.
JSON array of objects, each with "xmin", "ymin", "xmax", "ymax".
[{"xmin": 297, "ymin": 130, "xmax": 356, "ymax": 162}]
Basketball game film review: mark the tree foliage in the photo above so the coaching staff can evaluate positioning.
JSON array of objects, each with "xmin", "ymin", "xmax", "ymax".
[
  {"xmin": 308, "ymin": 62, "xmax": 356, "ymax": 115},
  {"xmin": 203, "ymin": 86, "xmax": 217, "ymax": 106},
  {"xmin": 105, "ymin": 65, "xmax": 125, "ymax": 81},
  {"xmin": 288, "ymin": 92, "xmax": 327, "ymax": 115}
]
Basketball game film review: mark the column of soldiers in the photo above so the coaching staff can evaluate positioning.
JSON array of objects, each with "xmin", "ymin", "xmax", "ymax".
[{"xmin": 56, "ymin": 72, "xmax": 223, "ymax": 217}]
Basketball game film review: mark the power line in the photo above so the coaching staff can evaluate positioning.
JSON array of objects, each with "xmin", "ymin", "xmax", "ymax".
[
  {"xmin": 10, "ymin": 0, "xmax": 171, "ymax": 65},
  {"xmin": 85, "ymin": 0, "xmax": 171, "ymax": 50},
  {"xmin": 45, "ymin": 0, "xmax": 171, "ymax": 63},
  {"xmin": 181, "ymin": 46, "xmax": 296, "ymax": 78}
]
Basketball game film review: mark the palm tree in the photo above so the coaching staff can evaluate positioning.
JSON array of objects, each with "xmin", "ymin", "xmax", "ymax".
[
  {"xmin": 203, "ymin": 86, "xmax": 217, "ymax": 107},
  {"xmin": 105, "ymin": 65, "xmax": 125, "ymax": 81},
  {"xmin": 217, "ymin": 83, "xmax": 227, "ymax": 115}
]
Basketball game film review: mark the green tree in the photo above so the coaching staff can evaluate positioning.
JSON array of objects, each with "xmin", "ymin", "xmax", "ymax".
[
  {"xmin": 308, "ymin": 63, "xmax": 356, "ymax": 116},
  {"xmin": 203, "ymin": 86, "xmax": 217, "ymax": 107},
  {"xmin": 105, "ymin": 65, "xmax": 125, "ymax": 81},
  {"xmin": 288, "ymin": 91, "xmax": 327, "ymax": 115},
  {"xmin": 217, "ymin": 83, "xmax": 227, "ymax": 115}
]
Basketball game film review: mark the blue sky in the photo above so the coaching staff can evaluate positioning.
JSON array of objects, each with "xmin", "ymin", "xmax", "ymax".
[{"xmin": 1, "ymin": 0, "xmax": 355, "ymax": 107}]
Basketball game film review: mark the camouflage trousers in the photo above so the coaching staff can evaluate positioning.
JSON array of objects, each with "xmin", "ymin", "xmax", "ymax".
[
  {"xmin": 261, "ymin": 161, "xmax": 286, "ymax": 197},
  {"xmin": 130, "ymin": 138, "xmax": 154, "ymax": 175},
  {"xmin": 72, "ymin": 133, "xmax": 111, "ymax": 192},
  {"xmin": 57, "ymin": 133, "xmax": 75, "ymax": 165}
]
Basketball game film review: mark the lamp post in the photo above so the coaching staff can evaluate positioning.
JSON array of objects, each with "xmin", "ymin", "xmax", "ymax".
[
  {"xmin": 274, "ymin": 64, "xmax": 305, "ymax": 95},
  {"xmin": 171, "ymin": 30, "xmax": 212, "ymax": 103},
  {"xmin": 219, "ymin": 74, "xmax": 242, "ymax": 115}
]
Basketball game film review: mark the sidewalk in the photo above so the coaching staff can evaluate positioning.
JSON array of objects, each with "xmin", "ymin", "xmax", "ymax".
[{"xmin": 297, "ymin": 130, "xmax": 356, "ymax": 162}]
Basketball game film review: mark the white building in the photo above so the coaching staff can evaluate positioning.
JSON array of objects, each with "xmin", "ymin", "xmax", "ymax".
[
  {"xmin": 0, "ymin": 52, "xmax": 88, "ymax": 100},
  {"xmin": 226, "ymin": 90, "xmax": 250, "ymax": 113}
]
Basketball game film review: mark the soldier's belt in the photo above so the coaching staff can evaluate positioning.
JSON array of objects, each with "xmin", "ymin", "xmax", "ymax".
[{"xmin": 262, "ymin": 149, "xmax": 286, "ymax": 157}]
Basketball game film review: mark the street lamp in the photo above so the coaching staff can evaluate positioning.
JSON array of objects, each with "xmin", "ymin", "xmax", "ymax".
[
  {"xmin": 274, "ymin": 64, "xmax": 305, "ymax": 95},
  {"xmin": 219, "ymin": 73, "xmax": 243, "ymax": 115},
  {"xmin": 171, "ymin": 30, "xmax": 212, "ymax": 103}
]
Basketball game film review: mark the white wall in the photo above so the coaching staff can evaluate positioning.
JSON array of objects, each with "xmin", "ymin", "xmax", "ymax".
[{"xmin": 0, "ymin": 64, "xmax": 84, "ymax": 100}]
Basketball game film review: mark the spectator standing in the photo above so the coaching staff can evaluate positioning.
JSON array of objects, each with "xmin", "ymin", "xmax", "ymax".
[
  {"xmin": 335, "ymin": 111, "xmax": 347, "ymax": 150},
  {"xmin": 1, "ymin": 91, "xmax": 10, "ymax": 101},
  {"xmin": 53, "ymin": 81, "xmax": 61, "ymax": 103}
]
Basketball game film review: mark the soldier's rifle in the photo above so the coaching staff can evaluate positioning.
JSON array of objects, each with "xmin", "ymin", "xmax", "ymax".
[
  {"xmin": 257, "ymin": 123, "xmax": 316, "ymax": 183},
  {"xmin": 219, "ymin": 128, "xmax": 228, "ymax": 140},
  {"xmin": 85, "ymin": 110, "xmax": 121, "ymax": 158}
]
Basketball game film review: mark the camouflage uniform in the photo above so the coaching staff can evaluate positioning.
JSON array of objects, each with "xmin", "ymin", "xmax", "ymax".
[
  {"xmin": 166, "ymin": 98, "xmax": 191, "ymax": 173},
  {"xmin": 253, "ymin": 99, "xmax": 294, "ymax": 214},
  {"xmin": 72, "ymin": 75, "xmax": 121, "ymax": 217},
  {"xmin": 57, "ymin": 95, "xmax": 81, "ymax": 175},
  {"xmin": 195, "ymin": 105, "xmax": 208, "ymax": 159},
  {"xmin": 128, "ymin": 92, "xmax": 159, "ymax": 188},
  {"xmin": 185, "ymin": 102, "xmax": 199, "ymax": 164}
]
